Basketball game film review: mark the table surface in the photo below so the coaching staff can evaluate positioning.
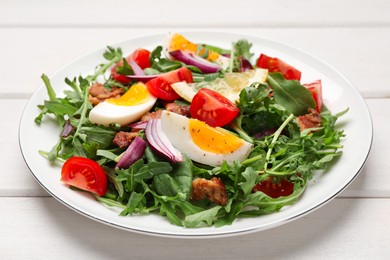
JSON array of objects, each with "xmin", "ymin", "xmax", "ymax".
[{"xmin": 2, "ymin": 0, "xmax": 390, "ymax": 259}]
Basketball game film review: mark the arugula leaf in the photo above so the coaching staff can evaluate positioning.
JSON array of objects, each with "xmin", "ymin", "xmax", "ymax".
[
  {"xmin": 41, "ymin": 74, "xmax": 57, "ymax": 101},
  {"xmin": 231, "ymin": 82, "xmax": 284, "ymax": 143},
  {"xmin": 116, "ymin": 58, "xmax": 134, "ymax": 76},
  {"xmin": 142, "ymin": 181, "xmax": 204, "ymax": 226},
  {"xmin": 229, "ymin": 39, "xmax": 254, "ymax": 72},
  {"xmin": 234, "ymin": 39, "xmax": 254, "ymax": 60},
  {"xmin": 183, "ymin": 205, "xmax": 222, "ymax": 228},
  {"xmin": 36, "ymin": 46, "xmax": 127, "ymax": 162},
  {"xmin": 116, "ymin": 160, "xmax": 172, "ymax": 193},
  {"xmin": 88, "ymin": 46, "xmax": 123, "ymax": 82},
  {"xmin": 239, "ymin": 167, "xmax": 258, "ymax": 196},
  {"xmin": 103, "ymin": 46, "xmax": 123, "ymax": 60},
  {"xmin": 120, "ymin": 192, "xmax": 145, "ymax": 216}
]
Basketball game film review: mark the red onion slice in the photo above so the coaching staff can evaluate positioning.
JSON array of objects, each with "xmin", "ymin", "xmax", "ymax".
[
  {"xmin": 128, "ymin": 121, "xmax": 148, "ymax": 130},
  {"xmin": 61, "ymin": 119, "xmax": 75, "ymax": 137},
  {"xmin": 116, "ymin": 136, "xmax": 147, "ymax": 169},
  {"xmin": 169, "ymin": 50, "xmax": 221, "ymax": 74},
  {"xmin": 125, "ymin": 74, "xmax": 158, "ymax": 83},
  {"xmin": 124, "ymin": 60, "xmax": 159, "ymax": 82},
  {"xmin": 240, "ymin": 57, "xmax": 253, "ymax": 72},
  {"xmin": 222, "ymin": 54, "xmax": 253, "ymax": 72},
  {"xmin": 145, "ymin": 118, "xmax": 183, "ymax": 163},
  {"xmin": 128, "ymin": 60, "xmax": 145, "ymax": 75}
]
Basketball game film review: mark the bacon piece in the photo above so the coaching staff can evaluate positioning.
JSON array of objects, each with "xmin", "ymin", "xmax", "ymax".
[
  {"xmin": 164, "ymin": 102, "xmax": 191, "ymax": 117},
  {"xmin": 88, "ymin": 82, "xmax": 123, "ymax": 106},
  {"xmin": 190, "ymin": 177, "xmax": 228, "ymax": 206},
  {"xmin": 296, "ymin": 108, "xmax": 322, "ymax": 131},
  {"xmin": 113, "ymin": 131, "xmax": 139, "ymax": 148},
  {"xmin": 140, "ymin": 103, "xmax": 190, "ymax": 122},
  {"xmin": 140, "ymin": 109, "xmax": 163, "ymax": 122}
]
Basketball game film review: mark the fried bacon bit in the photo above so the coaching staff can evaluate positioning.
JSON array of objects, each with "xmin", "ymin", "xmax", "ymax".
[
  {"xmin": 190, "ymin": 177, "xmax": 228, "ymax": 206},
  {"xmin": 140, "ymin": 109, "xmax": 163, "ymax": 122},
  {"xmin": 164, "ymin": 102, "xmax": 191, "ymax": 117},
  {"xmin": 140, "ymin": 103, "xmax": 190, "ymax": 122},
  {"xmin": 113, "ymin": 131, "xmax": 139, "ymax": 148},
  {"xmin": 88, "ymin": 83, "xmax": 123, "ymax": 106},
  {"xmin": 296, "ymin": 108, "xmax": 322, "ymax": 131}
]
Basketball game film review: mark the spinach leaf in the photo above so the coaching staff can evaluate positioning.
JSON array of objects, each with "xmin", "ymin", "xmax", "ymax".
[
  {"xmin": 267, "ymin": 72, "xmax": 315, "ymax": 116},
  {"xmin": 153, "ymin": 156, "xmax": 193, "ymax": 198},
  {"xmin": 79, "ymin": 126, "xmax": 116, "ymax": 149},
  {"xmin": 150, "ymin": 45, "xmax": 182, "ymax": 72}
]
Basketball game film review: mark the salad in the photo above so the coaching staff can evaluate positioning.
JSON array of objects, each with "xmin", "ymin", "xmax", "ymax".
[{"xmin": 35, "ymin": 33, "xmax": 346, "ymax": 228}]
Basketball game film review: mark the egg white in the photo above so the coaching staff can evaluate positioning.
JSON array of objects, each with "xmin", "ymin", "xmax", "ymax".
[
  {"xmin": 160, "ymin": 110, "xmax": 253, "ymax": 166},
  {"xmin": 89, "ymin": 96, "xmax": 157, "ymax": 126}
]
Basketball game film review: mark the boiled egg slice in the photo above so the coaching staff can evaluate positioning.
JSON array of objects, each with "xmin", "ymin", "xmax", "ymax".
[
  {"xmin": 89, "ymin": 82, "xmax": 157, "ymax": 126},
  {"xmin": 165, "ymin": 32, "xmax": 230, "ymax": 71},
  {"xmin": 160, "ymin": 110, "xmax": 253, "ymax": 166}
]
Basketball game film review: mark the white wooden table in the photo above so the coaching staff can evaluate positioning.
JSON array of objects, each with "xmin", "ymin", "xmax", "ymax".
[{"xmin": 2, "ymin": 0, "xmax": 389, "ymax": 258}]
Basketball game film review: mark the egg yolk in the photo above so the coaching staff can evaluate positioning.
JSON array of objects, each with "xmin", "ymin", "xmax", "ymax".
[
  {"xmin": 189, "ymin": 119, "xmax": 243, "ymax": 154},
  {"xmin": 168, "ymin": 33, "xmax": 219, "ymax": 61},
  {"xmin": 107, "ymin": 83, "xmax": 151, "ymax": 106}
]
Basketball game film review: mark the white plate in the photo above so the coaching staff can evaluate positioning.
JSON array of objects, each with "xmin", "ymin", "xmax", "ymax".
[{"xmin": 19, "ymin": 31, "xmax": 372, "ymax": 238}]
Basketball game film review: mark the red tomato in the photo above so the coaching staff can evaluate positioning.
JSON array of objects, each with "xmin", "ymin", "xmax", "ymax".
[
  {"xmin": 146, "ymin": 67, "xmax": 193, "ymax": 101},
  {"xmin": 257, "ymin": 54, "xmax": 302, "ymax": 81},
  {"xmin": 190, "ymin": 88, "xmax": 240, "ymax": 127},
  {"xmin": 252, "ymin": 177, "xmax": 294, "ymax": 198},
  {"xmin": 304, "ymin": 79, "xmax": 323, "ymax": 112},
  {"xmin": 111, "ymin": 48, "xmax": 151, "ymax": 84},
  {"xmin": 130, "ymin": 48, "xmax": 151, "ymax": 69},
  {"xmin": 61, "ymin": 157, "xmax": 107, "ymax": 196},
  {"xmin": 111, "ymin": 62, "xmax": 131, "ymax": 84}
]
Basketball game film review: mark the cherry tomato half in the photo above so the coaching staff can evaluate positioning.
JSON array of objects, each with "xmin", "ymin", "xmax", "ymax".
[
  {"xmin": 111, "ymin": 48, "xmax": 151, "ymax": 84},
  {"xmin": 252, "ymin": 177, "xmax": 294, "ymax": 198},
  {"xmin": 111, "ymin": 62, "xmax": 131, "ymax": 84},
  {"xmin": 304, "ymin": 79, "xmax": 323, "ymax": 113},
  {"xmin": 61, "ymin": 156, "xmax": 107, "ymax": 196},
  {"xmin": 146, "ymin": 67, "xmax": 193, "ymax": 101},
  {"xmin": 257, "ymin": 54, "xmax": 302, "ymax": 81},
  {"xmin": 130, "ymin": 48, "xmax": 151, "ymax": 70},
  {"xmin": 190, "ymin": 88, "xmax": 240, "ymax": 127}
]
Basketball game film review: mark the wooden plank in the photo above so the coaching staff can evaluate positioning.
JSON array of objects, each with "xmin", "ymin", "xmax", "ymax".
[
  {"xmin": 4, "ymin": 98, "xmax": 389, "ymax": 197},
  {"xmin": 0, "ymin": 0, "xmax": 389, "ymax": 27},
  {"xmin": 1, "ymin": 197, "xmax": 389, "ymax": 259},
  {"xmin": 0, "ymin": 27, "xmax": 388, "ymax": 98},
  {"xmin": 1, "ymin": 99, "xmax": 48, "ymax": 197},
  {"xmin": 342, "ymin": 98, "xmax": 389, "ymax": 197}
]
